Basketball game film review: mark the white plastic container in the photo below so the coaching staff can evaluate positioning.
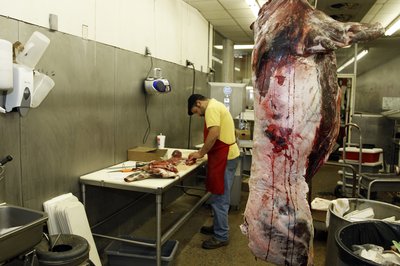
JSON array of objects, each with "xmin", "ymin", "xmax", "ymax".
[
  {"xmin": 31, "ymin": 72, "xmax": 55, "ymax": 108},
  {"xmin": 157, "ymin": 133, "xmax": 166, "ymax": 149},
  {"xmin": 0, "ymin": 39, "xmax": 13, "ymax": 90},
  {"xmin": 16, "ymin": 31, "xmax": 50, "ymax": 69}
]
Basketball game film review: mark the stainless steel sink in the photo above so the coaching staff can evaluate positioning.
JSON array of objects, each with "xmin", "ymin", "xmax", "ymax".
[{"xmin": 0, "ymin": 203, "xmax": 48, "ymax": 263}]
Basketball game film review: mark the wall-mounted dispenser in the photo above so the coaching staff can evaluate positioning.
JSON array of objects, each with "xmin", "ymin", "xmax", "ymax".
[
  {"xmin": 2, "ymin": 31, "xmax": 53, "ymax": 116},
  {"xmin": 0, "ymin": 39, "xmax": 13, "ymax": 90},
  {"xmin": 144, "ymin": 68, "xmax": 171, "ymax": 94},
  {"xmin": 5, "ymin": 64, "xmax": 33, "ymax": 115}
]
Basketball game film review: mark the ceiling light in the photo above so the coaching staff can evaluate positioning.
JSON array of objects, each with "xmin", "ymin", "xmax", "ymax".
[
  {"xmin": 214, "ymin": 45, "xmax": 254, "ymax": 50},
  {"xmin": 212, "ymin": 56, "xmax": 223, "ymax": 64},
  {"xmin": 245, "ymin": 0, "xmax": 260, "ymax": 18},
  {"xmin": 235, "ymin": 67, "xmax": 241, "ymax": 72},
  {"xmin": 337, "ymin": 49, "xmax": 368, "ymax": 72},
  {"xmin": 385, "ymin": 16, "xmax": 400, "ymax": 36},
  {"xmin": 234, "ymin": 44, "xmax": 254, "ymax": 49}
]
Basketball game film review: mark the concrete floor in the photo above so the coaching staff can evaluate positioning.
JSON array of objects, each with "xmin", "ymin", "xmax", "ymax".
[
  {"xmin": 102, "ymin": 164, "xmax": 342, "ymax": 265},
  {"xmin": 166, "ymin": 164, "xmax": 341, "ymax": 266}
]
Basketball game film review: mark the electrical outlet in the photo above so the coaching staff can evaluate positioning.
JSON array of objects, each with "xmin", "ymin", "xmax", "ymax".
[
  {"xmin": 186, "ymin": 60, "xmax": 193, "ymax": 67},
  {"xmin": 82, "ymin": 24, "xmax": 88, "ymax": 40},
  {"xmin": 145, "ymin": 47, "xmax": 151, "ymax": 56},
  {"xmin": 49, "ymin": 14, "xmax": 58, "ymax": 31}
]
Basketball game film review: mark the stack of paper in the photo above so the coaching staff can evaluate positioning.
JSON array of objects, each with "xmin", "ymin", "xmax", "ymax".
[
  {"xmin": 343, "ymin": 207, "xmax": 375, "ymax": 221},
  {"xmin": 43, "ymin": 193, "xmax": 101, "ymax": 266}
]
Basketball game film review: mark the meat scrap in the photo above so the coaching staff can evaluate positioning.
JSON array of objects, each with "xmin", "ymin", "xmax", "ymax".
[
  {"xmin": 241, "ymin": 1, "xmax": 383, "ymax": 265},
  {"xmin": 171, "ymin": 148, "xmax": 197, "ymax": 165},
  {"xmin": 124, "ymin": 150, "xmax": 195, "ymax": 182},
  {"xmin": 185, "ymin": 158, "xmax": 197, "ymax": 166}
]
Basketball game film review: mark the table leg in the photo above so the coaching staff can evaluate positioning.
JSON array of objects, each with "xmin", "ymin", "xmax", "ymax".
[
  {"xmin": 81, "ymin": 183, "xmax": 86, "ymax": 206},
  {"xmin": 156, "ymin": 193, "xmax": 162, "ymax": 266}
]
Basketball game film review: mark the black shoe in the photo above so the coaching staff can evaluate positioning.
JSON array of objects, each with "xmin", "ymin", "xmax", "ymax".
[
  {"xmin": 202, "ymin": 237, "xmax": 229, "ymax": 249},
  {"xmin": 200, "ymin": 225, "xmax": 214, "ymax": 235}
]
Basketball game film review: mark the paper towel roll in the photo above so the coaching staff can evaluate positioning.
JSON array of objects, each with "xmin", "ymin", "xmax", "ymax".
[
  {"xmin": 157, "ymin": 133, "xmax": 166, "ymax": 149},
  {"xmin": 0, "ymin": 39, "xmax": 13, "ymax": 90}
]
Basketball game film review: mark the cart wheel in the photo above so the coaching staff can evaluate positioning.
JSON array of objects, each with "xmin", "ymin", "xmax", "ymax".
[{"xmin": 334, "ymin": 184, "xmax": 344, "ymax": 198}]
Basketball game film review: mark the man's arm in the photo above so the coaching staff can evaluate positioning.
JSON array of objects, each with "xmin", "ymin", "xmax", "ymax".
[{"xmin": 189, "ymin": 126, "xmax": 220, "ymax": 159}]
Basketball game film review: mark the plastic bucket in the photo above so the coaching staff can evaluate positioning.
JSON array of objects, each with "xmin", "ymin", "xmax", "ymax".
[
  {"xmin": 335, "ymin": 221, "xmax": 400, "ymax": 266},
  {"xmin": 325, "ymin": 198, "xmax": 400, "ymax": 266},
  {"xmin": 31, "ymin": 72, "xmax": 55, "ymax": 108},
  {"xmin": 16, "ymin": 31, "xmax": 50, "ymax": 69}
]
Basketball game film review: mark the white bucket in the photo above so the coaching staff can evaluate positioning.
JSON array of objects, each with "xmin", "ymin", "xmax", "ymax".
[
  {"xmin": 31, "ymin": 72, "xmax": 55, "ymax": 108},
  {"xmin": 16, "ymin": 31, "xmax": 50, "ymax": 69},
  {"xmin": 0, "ymin": 39, "xmax": 13, "ymax": 90}
]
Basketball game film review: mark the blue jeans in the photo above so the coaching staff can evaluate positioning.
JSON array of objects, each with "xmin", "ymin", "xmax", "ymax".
[{"xmin": 210, "ymin": 157, "xmax": 239, "ymax": 241}]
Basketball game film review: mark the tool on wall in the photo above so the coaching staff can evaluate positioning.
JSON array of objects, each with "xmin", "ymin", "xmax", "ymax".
[
  {"xmin": 0, "ymin": 155, "xmax": 13, "ymax": 166},
  {"xmin": 0, "ymin": 155, "xmax": 13, "ymax": 182},
  {"xmin": 144, "ymin": 67, "xmax": 171, "ymax": 94},
  {"xmin": 141, "ymin": 47, "xmax": 171, "ymax": 144}
]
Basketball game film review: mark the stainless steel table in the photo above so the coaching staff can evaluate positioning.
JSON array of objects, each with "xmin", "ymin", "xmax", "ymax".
[{"xmin": 80, "ymin": 148, "xmax": 208, "ymax": 266}]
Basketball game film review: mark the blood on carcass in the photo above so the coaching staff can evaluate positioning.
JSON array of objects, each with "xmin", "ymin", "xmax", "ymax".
[{"xmin": 241, "ymin": 1, "xmax": 384, "ymax": 265}]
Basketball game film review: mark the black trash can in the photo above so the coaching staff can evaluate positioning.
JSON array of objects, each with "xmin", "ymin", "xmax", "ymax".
[
  {"xmin": 35, "ymin": 234, "xmax": 91, "ymax": 266},
  {"xmin": 335, "ymin": 221, "xmax": 400, "ymax": 266},
  {"xmin": 325, "ymin": 198, "xmax": 400, "ymax": 266}
]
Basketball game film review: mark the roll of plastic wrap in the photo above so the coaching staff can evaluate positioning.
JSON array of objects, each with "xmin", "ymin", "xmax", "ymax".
[{"xmin": 0, "ymin": 39, "xmax": 13, "ymax": 90}]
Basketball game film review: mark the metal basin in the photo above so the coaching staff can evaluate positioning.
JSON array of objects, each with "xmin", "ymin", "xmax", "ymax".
[{"xmin": 0, "ymin": 203, "xmax": 48, "ymax": 262}]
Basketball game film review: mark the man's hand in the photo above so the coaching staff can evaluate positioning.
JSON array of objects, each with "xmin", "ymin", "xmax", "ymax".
[
  {"xmin": 188, "ymin": 151, "xmax": 203, "ymax": 160},
  {"xmin": 189, "ymin": 126, "xmax": 220, "ymax": 160}
]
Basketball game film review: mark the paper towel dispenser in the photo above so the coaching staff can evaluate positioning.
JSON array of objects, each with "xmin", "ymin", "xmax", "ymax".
[
  {"xmin": 1, "ymin": 31, "xmax": 54, "ymax": 116},
  {"xmin": 0, "ymin": 39, "xmax": 13, "ymax": 91}
]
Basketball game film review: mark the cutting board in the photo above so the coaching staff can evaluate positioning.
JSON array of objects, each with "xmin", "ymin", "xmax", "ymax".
[
  {"xmin": 43, "ymin": 194, "xmax": 101, "ymax": 266},
  {"xmin": 43, "ymin": 193, "xmax": 78, "ymax": 235},
  {"xmin": 63, "ymin": 202, "xmax": 101, "ymax": 266}
]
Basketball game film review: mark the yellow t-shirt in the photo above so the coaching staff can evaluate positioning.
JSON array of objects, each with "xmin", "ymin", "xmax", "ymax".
[{"xmin": 205, "ymin": 99, "xmax": 240, "ymax": 160}]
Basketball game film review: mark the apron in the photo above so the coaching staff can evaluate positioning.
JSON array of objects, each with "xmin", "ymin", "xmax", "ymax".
[{"xmin": 204, "ymin": 123, "xmax": 231, "ymax": 195}]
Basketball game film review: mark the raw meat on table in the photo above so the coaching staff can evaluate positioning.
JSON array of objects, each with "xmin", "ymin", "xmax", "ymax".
[
  {"xmin": 241, "ymin": 0, "xmax": 383, "ymax": 265},
  {"xmin": 124, "ymin": 150, "xmax": 196, "ymax": 182}
]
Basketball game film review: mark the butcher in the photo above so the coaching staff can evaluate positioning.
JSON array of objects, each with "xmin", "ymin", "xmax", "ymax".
[
  {"xmin": 240, "ymin": 0, "xmax": 384, "ymax": 265},
  {"xmin": 187, "ymin": 94, "xmax": 240, "ymax": 249}
]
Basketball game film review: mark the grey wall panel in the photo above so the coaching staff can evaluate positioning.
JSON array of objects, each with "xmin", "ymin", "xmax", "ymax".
[
  {"xmin": 17, "ymin": 24, "xmax": 116, "ymax": 209},
  {"xmin": 114, "ymin": 48, "xmax": 150, "ymax": 162},
  {"xmin": 0, "ymin": 17, "xmax": 22, "ymax": 205},
  {"xmin": 0, "ymin": 111, "xmax": 21, "ymax": 205},
  {"xmin": 0, "ymin": 16, "xmax": 210, "ymax": 250}
]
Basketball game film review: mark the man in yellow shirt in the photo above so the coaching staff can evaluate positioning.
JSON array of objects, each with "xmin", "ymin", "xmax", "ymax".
[{"xmin": 187, "ymin": 94, "xmax": 240, "ymax": 249}]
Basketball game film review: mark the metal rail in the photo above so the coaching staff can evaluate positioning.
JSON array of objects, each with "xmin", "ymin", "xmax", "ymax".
[
  {"xmin": 342, "ymin": 123, "xmax": 362, "ymax": 174},
  {"xmin": 325, "ymin": 161, "xmax": 359, "ymax": 197}
]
